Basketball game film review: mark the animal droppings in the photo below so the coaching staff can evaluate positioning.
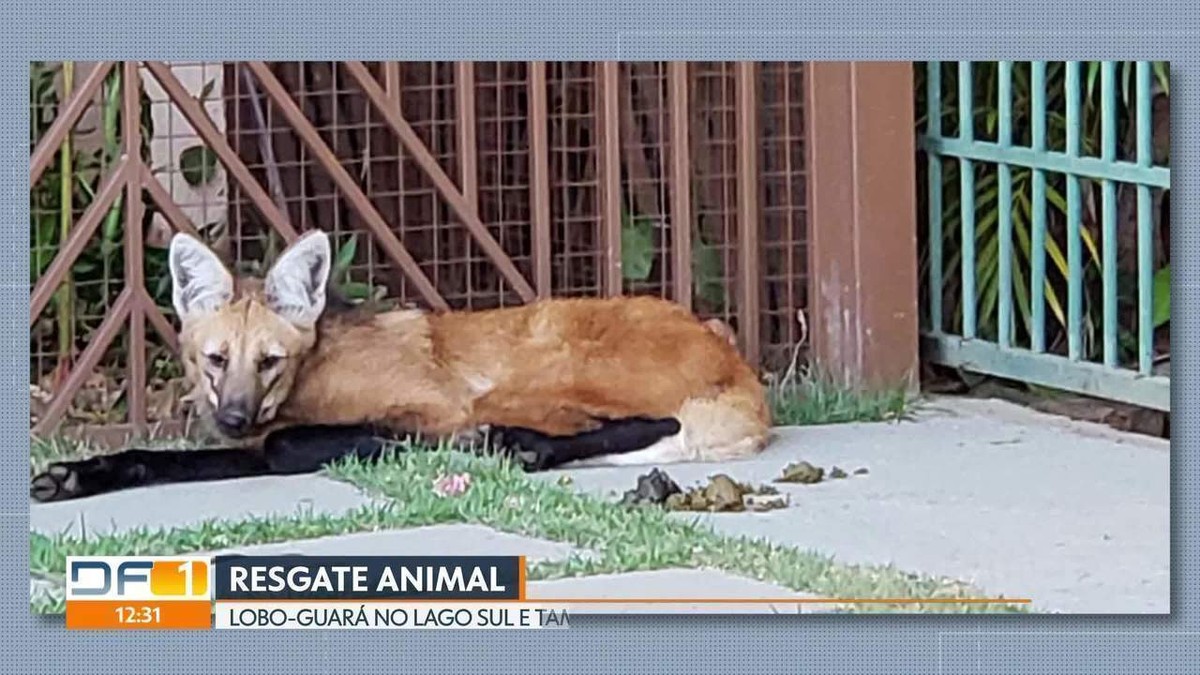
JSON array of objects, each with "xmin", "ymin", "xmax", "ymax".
[
  {"xmin": 620, "ymin": 468, "xmax": 682, "ymax": 506},
  {"xmin": 666, "ymin": 473, "xmax": 787, "ymax": 513},
  {"xmin": 620, "ymin": 469, "xmax": 789, "ymax": 512},
  {"xmin": 775, "ymin": 461, "xmax": 825, "ymax": 484},
  {"xmin": 743, "ymin": 492, "xmax": 791, "ymax": 511}
]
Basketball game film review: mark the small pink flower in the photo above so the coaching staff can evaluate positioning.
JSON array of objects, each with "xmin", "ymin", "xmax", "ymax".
[{"xmin": 432, "ymin": 472, "xmax": 472, "ymax": 497}]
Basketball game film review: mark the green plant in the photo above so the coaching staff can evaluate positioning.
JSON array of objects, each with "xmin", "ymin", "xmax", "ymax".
[
  {"xmin": 326, "ymin": 232, "xmax": 392, "ymax": 304},
  {"xmin": 691, "ymin": 232, "xmax": 726, "ymax": 312},
  {"xmin": 619, "ymin": 209, "xmax": 656, "ymax": 282},
  {"xmin": 30, "ymin": 62, "xmax": 160, "ymax": 389},
  {"xmin": 53, "ymin": 62, "xmax": 76, "ymax": 378},
  {"xmin": 179, "ymin": 145, "xmax": 218, "ymax": 187},
  {"xmin": 618, "ymin": 206, "xmax": 727, "ymax": 313},
  {"xmin": 917, "ymin": 61, "xmax": 1170, "ymax": 364},
  {"xmin": 1152, "ymin": 264, "xmax": 1170, "ymax": 328}
]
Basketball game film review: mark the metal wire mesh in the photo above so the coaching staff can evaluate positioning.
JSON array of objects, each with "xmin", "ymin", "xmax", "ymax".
[{"xmin": 29, "ymin": 60, "xmax": 813, "ymax": 434}]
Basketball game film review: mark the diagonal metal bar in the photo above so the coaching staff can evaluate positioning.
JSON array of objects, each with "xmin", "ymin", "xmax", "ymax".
[
  {"xmin": 341, "ymin": 60, "xmax": 537, "ymax": 303},
  {"xmin": 244, "ymin": 61, "xmax": 449, "ymax": 312},
  {"xmin": 141, "ymin": 163, "xmax": 202, "ymax": 238},
  {"xmin": 30, "ymin": 61, "xmax": 116, "ymax": 186},
  {"xmin": 32, "ymin": 288, "xmax": 134, "ymax": 436},
  {"xmin": 141, "ymin": 159, "xmax": 203, "ymax": 351},
  {"xmin": 142, "ymin": 61, "xmax": 299, "ymax": 243},
  {"xmin": 31, "ymin": 157, "xmax": 129, "ymax": 326},
  {"xmin": 141, "ymin": 289, "xmax": 179, "ymax": 353}
]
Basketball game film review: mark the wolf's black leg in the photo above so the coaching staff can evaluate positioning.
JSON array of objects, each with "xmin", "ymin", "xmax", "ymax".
[
  {"xmin": 30, "ymin": 424, "xmax": 392, "ymax": 503},
  {"xmin": 30, "ymin": 447, "xmax": 271, "ymax": 503},
  {"xmin": 29, "ymin": 418, "xmax": 680, "ymax": 501},
  {"xmin": 490, "ymin": 416, "xmax": 682, "ymax": 471},
  {"xmin": 260, "ymin": 424, "xmax": 391, "ymax": 473}
]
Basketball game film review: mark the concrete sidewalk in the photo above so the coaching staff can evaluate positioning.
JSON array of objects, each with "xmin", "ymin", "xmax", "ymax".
[
  {"xmin": 538, "ymin": 397, "xmax": 1170, "ymax": 613},
  {"xmin": 30, "ymin": 396, "xmax": 1169, "ymax": 614}
]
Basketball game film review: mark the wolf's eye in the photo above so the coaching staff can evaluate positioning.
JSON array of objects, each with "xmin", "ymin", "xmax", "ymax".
[
  {"xmin": 206, "ymin": 353, "xmax": 227, "ymax": 370},
  {"xmin": 258, "ymin": 355, "xmax": 282, "ymax": 372}
]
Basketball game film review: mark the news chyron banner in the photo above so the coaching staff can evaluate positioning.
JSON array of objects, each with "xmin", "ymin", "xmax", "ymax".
[
  {"xmin": 65, "ymin": 555, "xmax": 569, "ymax": 630},
  {"xmin": 65, "ymin": 556, "xmax": 212, "ymax": 629}
]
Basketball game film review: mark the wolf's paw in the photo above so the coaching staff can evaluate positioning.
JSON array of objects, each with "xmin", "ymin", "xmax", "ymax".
[
  {"xmin": 31, "ymin": 462, "xmax": 86, "ymax": 502},
  {"xmin": 30, "ymin": 455, "xmax": 148, "ymax": 503}
]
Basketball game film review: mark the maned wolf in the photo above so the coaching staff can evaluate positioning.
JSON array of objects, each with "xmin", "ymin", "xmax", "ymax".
[{"xmin": 31, "ymin": 230, "xmax": 770, "ymax": 502}]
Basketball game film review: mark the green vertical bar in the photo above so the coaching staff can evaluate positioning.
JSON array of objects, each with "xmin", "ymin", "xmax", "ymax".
[
  {"xmin": 927, "ymin": 62, "xmax": 944, "ymax": 333},
  {"xmin": 959, "ymin": 61, "xmax": 976, "ymax": 339},
  {"xmin": 1136, "ymin": 62, "xmax": 1154, "ymax": 375},
  {"xmin": 1100, "ymin": 61, "xmax": 1118, "ymax": 367},
  {"xmin": 1030, "ymin": 62, "xmax": 1048, "ymax": 353},
  {"xmin": 1066, "ymin": 61, "xmax": 1083, "ymax": 361},
  {"xmin": 997, "ymin": 62, "xmax": 1013, "ymax": 348}
]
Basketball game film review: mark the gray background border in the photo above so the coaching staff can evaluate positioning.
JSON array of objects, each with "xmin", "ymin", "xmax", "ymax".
[{"xmin": 4, "ymin": 2, "xmax": 1195, "ymax": 673}]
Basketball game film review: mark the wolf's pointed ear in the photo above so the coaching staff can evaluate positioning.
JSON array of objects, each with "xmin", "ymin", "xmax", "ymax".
[
  {"xmin": 169, "ymin": 233, "xmax": 234, "ymax": 322},
  {"xmin": 264, "ymin": 230, "xmax": 332, "ymax": 327}
]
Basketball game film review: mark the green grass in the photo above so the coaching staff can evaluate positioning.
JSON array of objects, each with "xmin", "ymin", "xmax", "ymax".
[
  {"xmin": 30, "ymin": 432, "xmax": 201, "ymax": 476},
  {"xmin": 30, "ymin": 441, "xmax": 1027, "ymax": 614},
  {"xmin": 768, "ymin": 371, "xmax": 915, "ymax": 427},
  {"xmin": 30, "ymin": 435, "xmax": 105, "ymax": 476},
  {"xmin": 31, "ymin": 502, "xmax": 425, "ymax": 574}
]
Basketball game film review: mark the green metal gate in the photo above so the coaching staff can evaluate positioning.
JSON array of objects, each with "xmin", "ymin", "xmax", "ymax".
[{"xmin": 918, "ymin": 61, "xmax": 1170, "ymax": 411}]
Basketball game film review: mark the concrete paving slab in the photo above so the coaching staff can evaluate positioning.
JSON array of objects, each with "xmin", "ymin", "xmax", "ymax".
[
  {"xmin": 30, "ymin": 474, "xmax": 380, "ymax": 537},
  {"xmin": 527, "ymin": 568, "xmax": 814, "ymax": 614},
  {"xmin": 538, "ymin": 396, "xmax": 1170, "ymax": 614},
  {"xmin": 202, "ymin": 524, "xmax": 584, "ymax": 562},
  {"xmin": 27, "ymin": 395, "xmax": 1167, "ymax": 614}
]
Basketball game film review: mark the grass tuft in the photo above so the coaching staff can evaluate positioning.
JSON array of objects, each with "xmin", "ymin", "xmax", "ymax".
[
  {"xmin": 767, "ymin": 366, "xmax": 915, "ymax": 426},
  {"xmin": 30, "ymin": 432, "xmax": 201, "ymax": 476}
]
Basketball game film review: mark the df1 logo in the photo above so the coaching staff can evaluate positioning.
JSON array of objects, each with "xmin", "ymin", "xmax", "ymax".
[{"xmin": 66, "ymin": 556, "xmax": 210, "ymax": 600}]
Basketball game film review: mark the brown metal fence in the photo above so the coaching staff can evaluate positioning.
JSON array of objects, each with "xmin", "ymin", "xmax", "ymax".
[{"xmin": 30, "ymin": 60, "xmax": 916, "ymax": 441}]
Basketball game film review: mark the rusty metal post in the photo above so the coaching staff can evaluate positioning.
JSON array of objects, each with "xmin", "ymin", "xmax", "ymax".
[
  {"xmin": 123, "ymin": 62, "xmax": 147, "ymax": 431},
  {"xmin": 805, "ymin": 62, "xmax": 919, "ymax": 390},
  {"xmin": 596, "ymin": 62, "xmax": 623, "ymax": 296},
  {"xmin": 455, "ymin": 62, "xmax": 479, "ymax": 296},
  {"xmin": 668, "ymin": 62, "xmax": 693, "ymax": 310},
  {"xmin": 455, "ymin": 62, "xmax": 478, "ymax": 209},
  {"xmin": 528, "ymin": 61, "xmax": 553, "ymax": 298},
  {"xmin": 735, "ymin": 62, "xmax": 761, "ymax": 366}
]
